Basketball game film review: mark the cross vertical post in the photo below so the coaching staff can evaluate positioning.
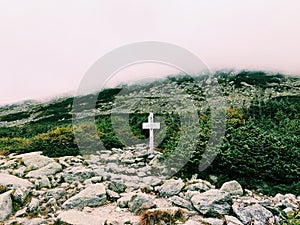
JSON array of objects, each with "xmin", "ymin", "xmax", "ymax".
[{"xmin": 142, "ymin": 113, "xmax": 160, "ymax": 154}]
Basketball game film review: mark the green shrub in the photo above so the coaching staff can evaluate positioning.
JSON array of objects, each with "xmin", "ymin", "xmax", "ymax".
[
  {"xmin": 32, "ymin": 126, "xmax": 79, "ymax": 157},
  {"xmin": 0, "ymin": 137, "xmax": 32, "ymax": 154}
]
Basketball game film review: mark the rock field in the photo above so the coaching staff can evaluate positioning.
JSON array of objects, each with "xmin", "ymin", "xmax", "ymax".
[{"xmin": 0, "ymin": 144, "xmax": 299, "ymax": 225}]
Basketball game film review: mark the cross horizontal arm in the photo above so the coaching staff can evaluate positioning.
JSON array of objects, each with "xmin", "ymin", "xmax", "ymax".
[{"xmin": 142, "ymin": 122, "xmax": 160, "ymax": 129}]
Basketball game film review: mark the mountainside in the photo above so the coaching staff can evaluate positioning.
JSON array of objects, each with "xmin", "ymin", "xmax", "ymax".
[{"xmin": 0, "ymin": 71, "xmax": 300, "ymax": 197}]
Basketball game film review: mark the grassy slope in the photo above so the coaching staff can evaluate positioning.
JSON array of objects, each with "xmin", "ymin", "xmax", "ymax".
[{"xmin": 0, "ymin": 71, "xmax": 299, "ymax": 195}]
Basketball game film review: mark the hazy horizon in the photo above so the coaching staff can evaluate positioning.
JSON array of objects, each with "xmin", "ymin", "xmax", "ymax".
[{"xmin": 1, "ymin": 0, "xmax": 300, "ymax": 105}]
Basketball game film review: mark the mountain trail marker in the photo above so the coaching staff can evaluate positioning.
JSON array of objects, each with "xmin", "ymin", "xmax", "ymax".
[{"xmin": 142, "ymin": 113, "xmax": 160, "ymax": 154}]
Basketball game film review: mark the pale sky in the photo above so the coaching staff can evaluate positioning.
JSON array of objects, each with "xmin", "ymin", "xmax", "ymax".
[{"xmin": 1, "ymin": 0, "xmax": 300, "ymax": 105}]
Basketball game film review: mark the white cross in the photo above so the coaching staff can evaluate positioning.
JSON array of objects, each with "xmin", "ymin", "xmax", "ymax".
[{"xmin": 142, "ymin": 113, "xmax": 160, "ymax": 154}]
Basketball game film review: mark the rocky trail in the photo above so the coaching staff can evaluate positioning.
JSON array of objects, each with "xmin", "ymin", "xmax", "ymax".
[{"xmin": 0, "ymin": 145, "xmax": 299, "ymax": 225}]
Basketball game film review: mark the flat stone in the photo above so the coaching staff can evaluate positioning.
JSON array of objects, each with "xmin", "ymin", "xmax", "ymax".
[
  {"xmin": 108, "ymin": 180, "xmax": 126, "ymax": 194},
  {"xmin": 26, "ymin": 162, "xmax": 62, "ymax": 178},
  {"xmin": 186, "ymin": 179, "xmax": 215, "ymax": 192},
  {"xmin": 141, "ymin": 176, "xmax": 162, "ymax": 186},
  {"xmin": 128, "ymin": 193, "xmax": 155, "ymax": 214},
  {"xmin": 191, "ymin": 189, "xmax": 232, "ymax": 217},
  {"xmin": 169, "ymin": 195, "xmax": 194, "ymax": 210},
  {"xmin": 0, "ymin": 173, "xmax": 34, "ymax": 189},
  {"xmin": 17, "ymin": 152, "xmax": 55, "ymax": 169},
  {"xmin": 158, "ymin": 178, "xmax": 185, "ymax": 197},
  {"xmin": 63, "ymin": 167, "xmax": 95, "ymax": 182},
  {"xmin": 45, "ymin": 188, "xmax": 65, "ymax": 200},
  {"xmin": 62, "ymin": 184, "xmax": 106, "ymax": 209},
  {"xmin": 233, "ymin": 203, "xmax": 275, "ymax": 225},
  {"xmin": 58, "ymin": 210, "xmax": 106, "ymax": 225}
]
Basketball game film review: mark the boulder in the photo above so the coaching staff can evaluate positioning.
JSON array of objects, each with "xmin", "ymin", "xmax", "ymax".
[
  {"xmin": 34, "ymin": 176, "xmax": 51, "ymax": 188},
  {"xmin": 62, "ymin": 184, "xmax": 106, "ymax": 209},
  {"xmin": 0, "ymin": 173, "xmax": 34, "ymax": 189},
  {"xmin": 128, "ymin": 193, "xmax": 155, "ymax": 214},
  {"xmin": 185, "ymin": 179, "xmax": 215, "ymax": 192},
  {"xmin": 141, "ymin": 176, "xmax": 162, "ymax": 186},
  {"xmin": 169, "ymin": 196, "xmax": 194, "ymax": 210},
  {"xmin": 17, "ymin": 152, "xmax": 54, "ymax": 169},
  {"xmin": 191, "ymin": 189, "xmax": 232, "ymax": 217},
  {"xmin": 26, "ymin": 162, "xmax": 62, "ymax": 178},
  {"xmin": 58, "ymin": 210, "xmax": 105, "ymax": 225},
  {"xmin": 158, "ymin": 179, "xmax": 185, "ymax": 197},
  {"xmin": 220, "ymin": 180, "xmax": 243, "ymax": 196},
  {"xmin": 0, "ymin": 191, "xmax": 12, "ymax": 221},
  {"xmin": 233, "ymin": 203, "xmax": 275, "ymax": 225},
  {"xmin": 108, "ymin": 180, "xmax": 126, "ymax": 193},
  {"xmin": 63, "ymin": 167, "xmax": 95, "ymax": 182},
  {"xmin": 44, "ymin": 188, "xmax": 65, "ymax": 200}
]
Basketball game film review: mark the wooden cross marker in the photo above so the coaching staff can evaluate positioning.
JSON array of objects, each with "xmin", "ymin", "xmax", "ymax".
[{"xmin": 142, "ymin": 113, "xmax": 160, "ymax": 154}]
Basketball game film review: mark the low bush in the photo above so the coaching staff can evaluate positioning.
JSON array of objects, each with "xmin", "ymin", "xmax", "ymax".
[{"xmin": 31, "ymin": 126, "xmax": 79, "ymax": 157}]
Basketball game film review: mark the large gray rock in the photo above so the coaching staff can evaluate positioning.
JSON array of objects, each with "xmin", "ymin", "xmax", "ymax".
[
  {"xmin": 17, "ymin": 152, "xmax": 55, "ymax": 169},
  {"xmin": 141, "ymin": 176, "xmax": 162, "ymax": 186},
  {"xmin": 108, "ymin": 180, "xmax": 126, "ymax": 193},
  {"xmin": 44, "ymin": 188, "xmax": 65, "ymax": 200},
  {"xmin": 62, "ymin": 184, "xmax": 106, "ymax": 209},
  {"xmin": 158, "ymin": 178, "xmax": 185, "ymax": 197},
  {"xmin": 63, "ymin": 167, "xmax": 95, "ymax": 182},
  {"xmin": 117, "ymin": 193, "xmax": 134, "ymax": 208},
  {"xmin": 128, "ymin": 193, "xmax": 155, "ymax": 214},
  {"xmin": 185, "ymin": 179, "xmax": 215, "ymax": 192},
  {"xmin": 169, "ymin": 195, "xmax": 194, "ymax": 210},
  {"xmin": 58, "ymin": 210, "xmax": 105, "ymax": 225},
  {"xmin": 26, "ymin": 162, "xmax": 62, "ymax": 178},
  {"xmin": 233, "ymin": 203, "xmax": 275, "ymax": 225},
  {"xmin": 273, "ymin": 193, "xmax": 298, "ymax": 209},
  {"xmin": 0, "ymin": 173, "xmax": 34, "ymax": 189},
  {"xmin": 220, "ymin": 180, "xmax": 243, "ymax": 196},
  {"xmin": 191, "ymin": 189, "xmax": 232, "ymax": 217},
  {"xmin": 34, "ymin": 176, "xmax": 51, "ymax": 188},
  {"xmin": 12, "ymin": 187, "xmax": 30, "ymax": 204},
  {"xmin": 0, "ymin": 191, "xmax": 12, "ymax": 221}
]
